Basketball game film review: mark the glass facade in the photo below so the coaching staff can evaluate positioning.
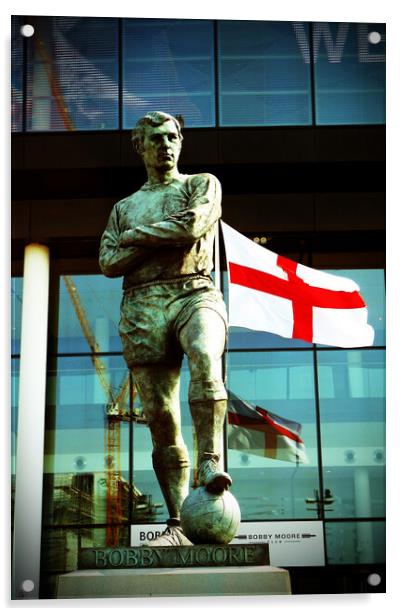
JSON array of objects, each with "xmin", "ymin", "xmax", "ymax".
[
  {"xmin": 11, "ymin": 16, "xmax": 24, "ymax": 132},
  {"xmin": 11, "ymin": 277, "xmax": 23, "ymax": 503},
  {"xmin": 227, "ymin": 350, "xmax": 320, "ymax": 520},
  {"xmin": 318, "ymin": 349, "xmax": 385, "ymax": 519},
  {"xmin": 218, "ymin": 20, "xmax": 312, "ymax": 126},
  {"xmin": 11, "ymin": 16, "xmax": 385, "ymax": 131},
  {"xmin": 122, "ymin": 19, "xmax": 215, "ymax": 128},
  {"xmin": 9, "ymin": 267, "xmax": 385, "ymax": 578},
  {"xmin": 313, "ymin": 23, "xmax": 386, "ymax": 125},
  {"xmin": 325, "ymin": 521, "xmax": 386, "ymax": 564},
  {"xmin": 11, "ymin": 278, "xmax": 22, "ymax": 544},
  {"xmin": 26, "ymin": 17, "xmax": 119, "ymax": 131}
]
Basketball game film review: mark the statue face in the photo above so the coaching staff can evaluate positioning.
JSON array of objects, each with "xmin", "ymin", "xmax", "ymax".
[{"xmin": 141, "ymin": 119, "xmax": 182, "ymax": 173}]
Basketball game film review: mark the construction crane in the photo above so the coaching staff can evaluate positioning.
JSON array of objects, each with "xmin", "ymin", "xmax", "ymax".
[{"xmin": 63, "ymin": 275, "xmax": 133, "ymax": 545}]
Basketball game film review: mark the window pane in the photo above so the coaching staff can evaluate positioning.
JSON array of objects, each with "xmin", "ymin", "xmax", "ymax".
[
  {"xmin": 314, "ymin": 22, "xmax": 385, "ymax": 125},
  {"xmin": 43, "ymin": 355, "xmax": 130, "ymax": 526},
  {"xmin": 325, "ymin": 521, "xmax": 385, "ymax": 564},
  {"xmin": 11, "ymin": 16, "xmax": 24, "ymax": 132},
  {"xmin": 123, "ymin": 19, "xmax": 215, "ymax": 128},
  {"xmin": 26, "ymin": 17, "xmax": 119, "ymax": 131},
  {"xmin": 218, "ymin": 20, "xmax": 312, "ymax": 126},
  {"xmin": 11, "ymin": 358, "xmax": 20, "ymax": 472},
  {"xmin": 11, "ymin": 358, "xmax": 20, "ymax": 528},
  {"xmin": 58, "ymin": 275, "xmax": 123, "ymax": 354},
  {"xmin": 227, "ymin": 351, "xmax": 320, "ymax": 519},
  {"xmin": 318, "ymin": 349, "xmax": 385, "ymax": 518},
  {"xmin": 11, "ymin": 277, "xmax": 23, "ymax": 355}
]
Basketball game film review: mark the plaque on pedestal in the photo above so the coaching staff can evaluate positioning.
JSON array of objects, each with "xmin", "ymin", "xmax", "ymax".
[
  {"xmin": 56, "ymin": 543, "xmax": 291, "ymax": 598},
  {"xmin": 78, "ymin": 543, "xmax": 268, "ymax": 570}
]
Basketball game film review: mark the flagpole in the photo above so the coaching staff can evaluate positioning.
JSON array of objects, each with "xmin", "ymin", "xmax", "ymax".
[
  {"xmin": 214, "ymin": 221, "xmax": 229, "ymax": 473},
  {"xmin": 214, "ymin": 221, "xmax": 221, "ymax": 292}
]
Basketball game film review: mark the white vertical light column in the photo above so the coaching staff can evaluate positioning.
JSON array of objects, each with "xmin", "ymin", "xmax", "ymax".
[
  {"xmin": 12, "ymin": 244, "xmax": 50, "ymax": 599},
  {"xmin": 354, "ymin": 467, "xmax": 374, "ymax": 563},
  {"xmin": 347, "ymin": 350, "xmax": 365, "ymax": 398}
]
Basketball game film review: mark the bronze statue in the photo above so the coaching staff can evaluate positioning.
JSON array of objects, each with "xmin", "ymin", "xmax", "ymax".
[{"xmin": 99, "ymin": 111, "xmax": 231, "ymax": 546}]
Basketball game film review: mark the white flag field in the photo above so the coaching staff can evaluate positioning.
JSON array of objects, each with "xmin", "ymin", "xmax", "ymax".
[{"xmin": 221, "ymin": 222, "xmax": 374, "ymax": 348}]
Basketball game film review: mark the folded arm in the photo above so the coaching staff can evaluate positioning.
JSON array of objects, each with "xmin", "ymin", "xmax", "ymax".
[
  {"xmin": 120, "ymin": 174, "xmax": 222, "ymax": 248},
  {"xmin": 99, "ymin": 204, "xmax": 150, "ymax": 278}
]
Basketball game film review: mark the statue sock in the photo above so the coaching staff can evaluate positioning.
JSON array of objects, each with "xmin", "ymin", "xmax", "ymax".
[
  {"xmin": 189, "ymin": 399, "xmax": 227, "ymax": 468},
  {"xmin": 152, "ymin": 444, "xmax": 190, "ymax": 521}
]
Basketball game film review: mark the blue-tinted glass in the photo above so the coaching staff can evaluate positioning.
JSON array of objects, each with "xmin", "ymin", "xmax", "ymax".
[
  {"xmin": 27, "ymin": 17, "xmax": 119, "ymax": 131},
  {"xmin": 123, "ymin": 19, "xmax": 215, "ymax": 128},
  {"xmin": 314, "ymin": 22, "xmax": 385, "ymax": 125},
  {"xmin": 11, "ymin": 277, "xmax": 23, "ymax": 355},
  {"xmin": 58, "ymin": 275, "xmax": 123, "ymax": 354},
  {"xmin": 318, "ymin": 349, "xmax": 385, "ymax": 518},
  {"xmin": 227, "ymin": 350, "xmax": 320, "ymax": 519},
  {"xmin": 325, "ymin": 521, "xmax": 385, "ymax": 564},
  {"xmin": 11, "ymin": 16, "xmax": 24, "ymax": 132},
  {"xmin": 319, "ymin": 269, "xmax": 385, "ymax": 347},
  {"xmin": 218, "ymin": 20, "xmax": 312, "ymax": 126},
  {"xmin": 44, "ymin": 355, "xmax": 130, "ymax": 526},
  {"xmin": 11, "ymin": 358, "xmax": 20, "ymax": 476}
]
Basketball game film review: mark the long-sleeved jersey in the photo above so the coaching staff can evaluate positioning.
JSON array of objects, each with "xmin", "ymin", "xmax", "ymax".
[{"xmin": 99, "ymin": 172, "xmax": 222, "ymax": 290}]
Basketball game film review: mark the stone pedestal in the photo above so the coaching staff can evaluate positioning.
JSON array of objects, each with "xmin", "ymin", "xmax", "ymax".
[{"xmin": 56, "ymin": 565, "xmax": 291, "ymax": 598}]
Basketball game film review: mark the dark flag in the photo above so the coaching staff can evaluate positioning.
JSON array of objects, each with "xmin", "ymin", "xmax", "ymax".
[{"xmin": 227, "ymin": 391, "xmax": 309, "ymax": 464}]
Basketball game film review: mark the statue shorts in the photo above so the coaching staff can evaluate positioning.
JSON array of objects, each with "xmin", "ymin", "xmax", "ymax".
[{"xmin": 119, "ymin": 274, "xmax": 228, "ymax": 398}]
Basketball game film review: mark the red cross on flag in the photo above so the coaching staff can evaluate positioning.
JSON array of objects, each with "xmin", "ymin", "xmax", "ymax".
[{"xmin": 221, "ymin": 222, "xmax": 374, "ymax": 348}]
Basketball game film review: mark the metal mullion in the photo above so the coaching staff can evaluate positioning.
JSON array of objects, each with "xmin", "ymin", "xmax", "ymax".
[
  {"xmin": 312, "ymin": 344, "xmax": 328, "ymax": 564},
  {"xmin": 308, "ymin": 22, "xmax": 317, "ymax": 127}
]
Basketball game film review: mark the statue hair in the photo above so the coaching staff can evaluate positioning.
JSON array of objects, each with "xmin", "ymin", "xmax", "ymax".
[{"xmin": 131, "ymin": 112, "xmax": 184, "ymax": 153}]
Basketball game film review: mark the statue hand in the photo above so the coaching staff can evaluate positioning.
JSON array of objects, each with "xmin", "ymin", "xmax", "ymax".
[{"xmin": 120, "ymin": 229, "xmax": 136, "ymax": 247}]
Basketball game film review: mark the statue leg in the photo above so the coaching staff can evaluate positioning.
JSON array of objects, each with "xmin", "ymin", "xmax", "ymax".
[
  {"xmin": 132, "ymin": 364, "xmax": 190, "ymax": 522},
  {"xmin": 179, "ymin": 308, "xmax": 232, "ymax": 493}
]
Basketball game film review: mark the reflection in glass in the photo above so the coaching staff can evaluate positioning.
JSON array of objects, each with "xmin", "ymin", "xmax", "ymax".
[
  {"xmin": 26, "ymin": 17, "xmax": 119, "ymax": 131},
  {"xmin": 11, "ymin": 16, "xmax": 24, "ymax": 132},
  {"xmin": 325, "ymin": 521, "xmax": 385, "ymax": 564},
  {"xmin": 58, "ymin": 275, "xmax": 123, "ymax": 354},
  {"xmin": 318, "ymin": 349, "xmax": 385, "ymax": 518},
  {"xmin": 11, "ymin": 277, "xmax": 23, "ymax": 355},
  {"xmin": 11, "ymin": 359, "xmax": 20, "ymax": 531},
  {"xmin": 123, "ymin": 19, "xmax": 215, "ymax": 128},
  {"xmin": 226, "ymin": 350, "xmax": 319, "ymax": 519},
  {"xmin": 218, "ymin": 20, "xmax": 312, "ymax": 126},
  {"xmin": 43, "ymin": 355, "xmax": 131, "ymax": 533},
  {"xmin": 314, "ymin": 22, "xmax": 385, "ymax": 125}
]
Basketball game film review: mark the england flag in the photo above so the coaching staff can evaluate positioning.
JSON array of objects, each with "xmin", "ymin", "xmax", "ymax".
[{"xmin": 221, "ymin": 221, "xmax": 374, "ymax": 348}]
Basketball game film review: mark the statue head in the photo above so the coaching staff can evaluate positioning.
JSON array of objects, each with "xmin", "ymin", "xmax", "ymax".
[{"xmin": 131, "ymin": 111, "xmax": 184, "ymax": 156}]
